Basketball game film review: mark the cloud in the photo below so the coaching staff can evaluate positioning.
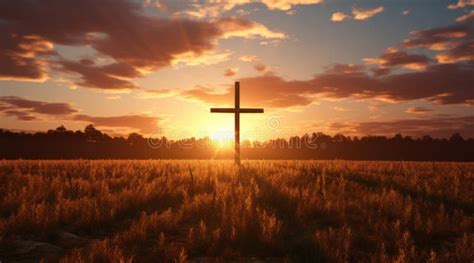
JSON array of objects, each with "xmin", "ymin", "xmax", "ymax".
[
  {"xmin": 448, "ymin": 0, "xmax": 474, "ymax": 9},
  {"xmin": 352, "ymin": 6, "xmax": 384, "ymax": 21},
  {"xmin": 1, "ymin": 110, "xmax": 38, "ymax": 121},
  {"xmin": 0, "ymin": 95, "xmax": 161, "ymax": 134},
  {"xmin": 239, "ymin": 55, "xmax": 259, "ymax": 62},
  {"xmin": 0, "ymin": 0, "xmax": 285, "ymax": 89},
  {"xmin": 436, "ymin": 40, "xmax": 474, "ymax": 63},
  {"xmin": 217, "ymin": 18, "xmax": 286, "ymax": 39},
  {"xmin": 327, "ymin": 116, "xmax": 474, "ymax": 138},
  {"xmin": 178, "ymin": 0, "xmax": 324, "ymax": 18},
  {"xmin": 0, "ymin": 30, "xmax": 54, "ymax": 81},
  {"xmin": 311, "ymin": 63, "xmax": 474, "ymax": 105},
  {"xmin": 185, "ymin": 18, "xmax": 474, "ymax": 108},
  {"xmin": 456, "ymin": 10, "xmax": 474, "ymax": 23},
  {"xmin": 182, "ymin": 76, "xmax": 314, "ymax": 108},
  {"xmin": 402, "ymin": 9, "xmax": 411, "ymax": 16},
  {"xmin": 364, "ymin": 48, "xmax": 432, "ymax": 70},
  {"xmin": 224, "ymin": 68, "xmax": 238, "ymax": 77},
  {"xmin": 172, "ymin": 50, "xmax": 233, "ymax": 67},
  {"xmin": 254, "ymin": 63, "xmax": 271, "ymax": 73},
  {"xmin": 0, "ymin": 96, "xmax": 78, "ymax": 117},
  {"xmin": 74, "ymin": 114, "xmax": 160, "ymax": 134},
  {"xmin": 58, "ymin": 60, "xmax": 140, "ymax": 90},
  {"xmin": 183, "ymin": 61, "xmax": 474, "ymax": 108},
  {"xmin": 331, "ymin": 6, "xmax": 384, "ymax": 23},
  {"xmin": 331, "ymin": 12, "xmax": 350, "ymax": 22},
  {"xmin": 405, "ymin": 107, "xmax": 433, "ymax": 114},
  {"xmin": 260, "ymin": 0, "xmax": 324, "ymax": 11},
  {"xmin": 402, "ymin": 24, "xmax": 471, "ymax": 50},
  {"xmin": 0, "ymin": 96, "xmax": 78, "ymax": 121}
]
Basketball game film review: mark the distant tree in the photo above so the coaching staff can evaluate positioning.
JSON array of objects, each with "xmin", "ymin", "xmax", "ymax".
[
  {"xmin": 450, "ymin": 133, "xmax": 464, "ymax": 143},
  {"xmin": 127, "ymin": 133, "xmax": 144, "ymax": 145},
  {"xmin": 84, "ymin": 124, "xmax": 103, "ymax": 142}
]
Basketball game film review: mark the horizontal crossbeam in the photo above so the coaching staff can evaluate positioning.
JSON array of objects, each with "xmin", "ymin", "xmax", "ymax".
[
  {"xmin": 210, "ymin": 108, "xmax": 235, "ymax": 113},
  {"xmin": 210, "ymin": 108, "xmax": 264, "ymax": 113},
  {"xmin": 240, "ymin": 108, "xmax": 264, "ymax": 113}
]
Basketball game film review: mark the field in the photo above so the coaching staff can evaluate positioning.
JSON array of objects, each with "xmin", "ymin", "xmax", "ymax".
[{"xmin": 0, "ymin": 160, "xmax": 473, "ymax": 262}]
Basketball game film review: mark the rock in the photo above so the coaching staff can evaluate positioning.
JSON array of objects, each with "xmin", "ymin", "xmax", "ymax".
[
  {"xmin": 56, "ymin": 231, "xmax": 85, "ymax": 248},
  {"xmin": 13, "ymin": 239, "xmax": 63, "ymax": 255}
]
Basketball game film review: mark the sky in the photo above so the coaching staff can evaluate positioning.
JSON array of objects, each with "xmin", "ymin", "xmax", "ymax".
[{"xmin": 0, "ymin": 0, "xmax": 473, "ymax": 140}]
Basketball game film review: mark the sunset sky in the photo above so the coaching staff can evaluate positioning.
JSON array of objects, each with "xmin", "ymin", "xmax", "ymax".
[{"xmin": 1, "ymin": 0, "xmax": 473, "ymax": 140}]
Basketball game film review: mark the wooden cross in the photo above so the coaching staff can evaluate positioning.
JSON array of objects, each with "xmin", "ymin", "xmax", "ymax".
[{"xmin": 210, "ymin": 82, "xmax": 264, "ymax": 165}]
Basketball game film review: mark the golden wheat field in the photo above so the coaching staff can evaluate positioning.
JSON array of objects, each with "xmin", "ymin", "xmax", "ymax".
[{"xmin": 0, "ymin": 160, "xmax": 473, "ymax": 263}]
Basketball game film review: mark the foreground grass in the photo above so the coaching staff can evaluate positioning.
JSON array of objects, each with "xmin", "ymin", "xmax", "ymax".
[{"xmin": 0, "ymin": 160, "xmax": 473, "ymax": 262}]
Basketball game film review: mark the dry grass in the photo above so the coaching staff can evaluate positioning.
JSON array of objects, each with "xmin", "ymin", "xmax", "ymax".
[{"xmin": 0, "ymin": 160, "xmax": 473, "ymax": 262}]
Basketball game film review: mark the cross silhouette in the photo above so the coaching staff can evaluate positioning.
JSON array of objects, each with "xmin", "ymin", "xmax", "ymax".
[{"xmin": 210, "ymin": 82, "xmax": 264, "ymax": 165}]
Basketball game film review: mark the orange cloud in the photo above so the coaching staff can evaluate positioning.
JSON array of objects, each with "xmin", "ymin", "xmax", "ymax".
[
  {"xmin": 218, "ymin": 18, "xmax": 286, "ymax": 39},
  {"xmin": 364, "ymin": 48, "xmax": 431, "ymax": 70},
  {"xmin": 331, "ymin": 6, "xmax": 384, "ymax": 23},
  {"xmin": 456, "ymin": 10, "xmax": 474, "ymax": 23},
  {"xmin": 254, "ymin": 63, "xmax": 271, "ymax": 73},
  {"xmin": 182, "ymin": 75, "xmax": 314, "ymax": 108},
  {"xmin": 331, "ymin": 12, "xmax": 350, "ymax": 22},
  {"xmin": 260, "ymin": 0, "xmax": 324, "ymax": 11},
  {"xmin": 352, "ymin": 6, "xmax": 384, "ymax": 21},
  {"xmin": 402, "ymin": 24, "xmax": 470, "ymax": 50},
  {"xmin": 448, "ymin": 0, "xmax": 474, "ymax": 9},
  {"xmin": 224, "ymin": 68, "xmax": 238, "ymax": 77}
]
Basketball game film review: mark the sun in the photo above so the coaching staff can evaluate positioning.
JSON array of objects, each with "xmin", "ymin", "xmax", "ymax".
[{"xmin": 211, "ymin": 131, "xmax": 234, "ymax": 149}]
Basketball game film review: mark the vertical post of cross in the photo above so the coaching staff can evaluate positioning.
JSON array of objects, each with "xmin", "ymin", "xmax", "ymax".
[{"xmin": 234, "ymin": 82, "xmax": 240, "ymax": 166}]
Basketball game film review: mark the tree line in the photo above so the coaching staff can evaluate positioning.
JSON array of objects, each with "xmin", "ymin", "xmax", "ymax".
[{"xmin": 1, "ymin": 125, "xmax": 473, "ymax": 161}]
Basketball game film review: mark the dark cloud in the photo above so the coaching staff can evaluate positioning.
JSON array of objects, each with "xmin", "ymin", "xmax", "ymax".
[
  {"xmin": 437, "ymin": 39, "xmax": 474, "ymax": 63},
  {"xmin": 0, "ymin": 96, "xmax": 78, "ymax": 119},
  {"xmin": 327, "ymin": 116, "xmax": 474, "ymax": 138},
  {"xmin": 0, "ymin": 28, "xmax": 53, "ymax": 81},
  {"xmin": 74, "ymin": 114, "xmax": 160, "ymax": 133},
  {"xmin": 0, "ymin": 0, "xmax": 283, "ymax": 88},
  {"xmin": 58, "ymin": 60, "xmax": 140, "ymax": 90},
  {"xmin": 364, "ymin": 49, "xmax": 431, "ymax": 70},
  {"xmin": 0, "ymin": 95, "xmax": 160, "ymax": 133},
  {"xmin": 184, "ymin": 62, "xmax": 474, "ymax": 108},
  {"xmin": 1, "ymin": 110, "xmax": 38, "ymax": 121},
  {"xmin": 313, "ymin": 62, "xmax": 474, "ymax": 104},
  {"xmin": 402, "ymin": 24, "xmax": 472, "ymax": 50}
]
